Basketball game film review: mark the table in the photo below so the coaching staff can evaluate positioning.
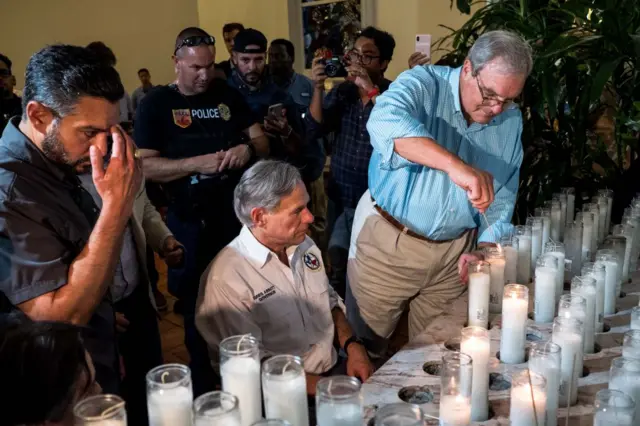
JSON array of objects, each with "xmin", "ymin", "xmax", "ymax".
[{"xmin": 361, "ymin": 273, "xmax": 640, "ymax": 425}]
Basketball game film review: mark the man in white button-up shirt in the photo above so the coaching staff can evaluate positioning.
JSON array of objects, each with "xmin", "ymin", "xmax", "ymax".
[{"xmin": 196, "ymin": 160, "xmax": 373, "ymax": 394}]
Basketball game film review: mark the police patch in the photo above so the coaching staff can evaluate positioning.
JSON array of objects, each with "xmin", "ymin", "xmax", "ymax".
[
  {"xmin": 172, "ymin": 109, "xmax": 192, "ymax": 128},
  {"xmin": 218, "ymin": 103, "xmax": 231, "ymax": 121},
  {"xmin": 303, "ymin": 252, "xmax": 321, "ymax": 271}
]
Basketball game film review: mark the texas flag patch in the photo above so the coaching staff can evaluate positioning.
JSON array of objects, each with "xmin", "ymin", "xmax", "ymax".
[{"xmin": 303, "ymin": 252, "xmax": 321, "ymax": 271}]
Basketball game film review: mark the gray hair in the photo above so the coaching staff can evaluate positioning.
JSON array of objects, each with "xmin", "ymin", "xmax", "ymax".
[
  {"xmin": 468, "ymin": 30, "xmax": 533, "ymax": 77},
  {"xmin": 233, "ymin": 160, "xmax": 303, "ymax": 227}
]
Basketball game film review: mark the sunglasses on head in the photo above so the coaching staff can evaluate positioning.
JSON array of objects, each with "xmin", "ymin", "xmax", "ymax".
[{"xmin": 174, "ymin": 35, "xmax": 216, "ymax": 54}]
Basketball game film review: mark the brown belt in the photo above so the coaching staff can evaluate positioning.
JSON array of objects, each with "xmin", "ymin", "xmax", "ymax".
[{"xmin": 372, "ymin": 197, "xmax": 474, "ymax": 244}]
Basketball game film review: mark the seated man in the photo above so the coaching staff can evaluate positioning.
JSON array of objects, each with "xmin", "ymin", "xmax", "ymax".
[{"xmin": 196, "ymin": 160, "xmax": 373, "ymax": 394}]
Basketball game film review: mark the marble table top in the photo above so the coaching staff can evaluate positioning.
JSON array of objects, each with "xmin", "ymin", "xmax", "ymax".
[{"xmin": 361, "ymin": 273, "xmax": 640, "ymax": 425}]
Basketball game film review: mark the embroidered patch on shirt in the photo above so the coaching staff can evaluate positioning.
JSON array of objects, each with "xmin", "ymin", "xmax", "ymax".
[
  {"xmin": 304, "ymin": 252, "xmax": 321, "ymax": 271},
  {"xmin": 253, "ymin": 285, "xmax": 277, "ymax": 302}
]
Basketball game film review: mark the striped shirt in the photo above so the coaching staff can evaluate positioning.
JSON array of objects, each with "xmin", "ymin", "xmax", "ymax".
[{"xmin": 367, "ymin": 65, "xmax": 523, "ymax": 242}]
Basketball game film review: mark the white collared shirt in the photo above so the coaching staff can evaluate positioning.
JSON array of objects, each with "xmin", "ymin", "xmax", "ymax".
[{"xmin": 196, "ymin": 226, "xmax": 342, "ymax": 374}]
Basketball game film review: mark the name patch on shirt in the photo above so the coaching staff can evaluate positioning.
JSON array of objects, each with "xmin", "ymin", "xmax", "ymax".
[
  {"xmin": 172, "ymin": 109, "xmax": 192, "ymax": 128},
  {"xmin": 304, "ymin": 252, "xmax": 321, "ymax": 271},
  {"xmin": 253, "ymin": 285, "xmax": 277, "ymax": 302}
]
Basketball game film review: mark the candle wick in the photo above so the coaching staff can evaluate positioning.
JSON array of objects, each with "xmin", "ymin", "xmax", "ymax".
[
  {"xmin": 481, "ymin": 212, "xmax": 498, "ymax": 246},
  {"xmin": 161, "ymin": 371, "xmax": 169, "ymax": 384},
  {"xmin": 282, "ymin": 360, "xmax": 293, "ymax": 375},
  {"xmin": 565, "ymin": 354, "xmax": 576, "ymax": 426},
  {"xmin": 423, "ymin": 413, "xmax": 441, "ymax": 421},
  {"xmin": 526, "ymin": 369, "xmax": 540, "ymax": 426},
  {"xmin": 237, "ymin": 333, "xmax": 250, "ymax": 353},
  {"xmin": 328, "ymin": 379, "xmax": 334, "ymax": 398},
  {"xmin": 82, "ymin": 401, "xmax": 126, "ymax": 421}
]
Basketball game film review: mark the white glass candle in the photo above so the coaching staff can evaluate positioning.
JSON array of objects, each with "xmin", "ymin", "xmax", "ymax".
[
  {"xmin": 220, "ymin": 335, "xmax": 262, "ymax": 426},
  {"xmin": 74, "ymin": 394, "xmax": 127, "ymax": 426},
  {"xmin": 584, "ymin": 203, "xmax": 600, "ymax": 256},
  {"xmin": 500, "ymin": 284, "xmax": 529, "ymax": 364},
  {"xmin": 602, "ymin": 236, "xmax": 627, "ymax": 297},
  {"xmin": 262, "ymin": 355, "xmax": 309, "ymax": 426},
  {"xmin": 597, "ymin": 189, "xmax": 614, "ymax": 236},
  {"xmin": 467, "ymin": 260, "xmax": 491, "ymax": 328},
  {"xmin": 500, "ymin": 236, "xmax": 519, "ymax": 284},
  {"xmin": 564, "ymin": 221, "xmax": 583, "ymax": 280},
  {"xmin": 596, "ymin": 250, "xmax": 620, "ymax": 316},
  {"xmin": 460, "ymin": 326, "xmax": 490, "ymax": 422},
  {"xmin": 146, "ymin": 364, "xmax": 193, "ymax": 426},
  {"xmin": 576, "ymin": 211, "xmax": 593, "ymax": 263},
  {"xmin": 515, "ymin": 225, "xmax": 532, "ymax": 283},
  {"xmin": 552, "ymin": 316, "xmax": 584, "ymax": 406},
  {"xmin": 631, "ymin": 306, "xmax": 640, "ymax": 330},
  {"xmin": 570, "ymin": 276, "xmax": 597, "ymax": 353},
  {"xmin": 440, "ymin": 352, "xmax": 473, "ymax": 426},
  {"xmin": 609, "ymin": 357, "xmax": 640, "ymax": 422},
  {"xmin": 582, "ymin": 262, "xmax": 606, "ymax": 332},
  {"xmin": 250, "ymin": 421, "xmax": 290, "ymax": 426},
  {"xmin": 194, "ymin": 391, "xmax": 241, "ymax": 426},
  {"xmin": 316, "ymin": 376, "xmax": 362, "ymax": 426},
  {"xmin": 374, "ymin": 403, "xmax": 424, "ymax": 426},
  {"xmin": 595, "ymin": 196, "xmax": 609, "ymax": 243},
  {"xmin": 622, "ymin": 330, "xmax": 640, "ymax": 360},
  {"xmin": 562, "ymin": 188, "xmax": 576, "ymax": 225},
  {"xmin": 546, "ymin": 199, "xmax": 562, "ymax": 243},
  {"xmin": 593, "ymin": 389, "xmax": 635, "ymax": 426},
  {"xmin": 528, "ymin": 341, "xmax": 561, "ymax": 426},
  {"xmin": 484, "ymin": 248, "xmax": 506, "ymax": 314},
  {"xmin": 509, "ymin": 370, "xmax": 547, "ymax": 426},
  {"xmin": 534, "ymin": 255, "xmax": 559, "ymax": 324},
  {"xmin": 554, "ymin": 193, "xmax": 568, "ymax": 241},
  {"xmin": 622, "ymin": 215, "xmax": 640, "ymax": 274},
  {"xmin": 527, "ymin": 217, "xmax": 544, "ymax": 274},
  {"xmin": 544, "ymin": 241, "xmax": 566, "ymax": 313},
  {"xmin": 535, "ymin": 207, "xmax": 551, "ymax": 246}
]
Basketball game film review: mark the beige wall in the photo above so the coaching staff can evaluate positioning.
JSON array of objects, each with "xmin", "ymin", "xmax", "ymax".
[{"xmin": 1, "ymin": 0, "xmax": 199, "ymax": 93}]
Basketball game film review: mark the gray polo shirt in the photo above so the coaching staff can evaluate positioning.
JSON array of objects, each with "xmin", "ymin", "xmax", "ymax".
[{"xmin": 0, "ymin": 118, "xmax": 119, "ymax": 392}]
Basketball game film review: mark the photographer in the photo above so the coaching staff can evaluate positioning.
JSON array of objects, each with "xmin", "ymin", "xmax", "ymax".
[{"xmin": 306, "ymin": 26, "xmax": 395, "ymax": 298}]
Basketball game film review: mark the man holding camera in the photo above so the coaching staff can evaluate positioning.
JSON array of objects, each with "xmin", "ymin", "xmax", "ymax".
[{"xmin": 306, "ymin": 26, "xmax": 396, "ymax": 298}]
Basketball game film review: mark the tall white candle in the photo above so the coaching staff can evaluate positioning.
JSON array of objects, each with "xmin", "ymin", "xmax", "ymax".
[
  {"xmin": 263, "ymin": 370, "xmax": 309, "ymax": 426},
  {"xmin": 554, "ymin": 193, "xmax": 567, "ymax": 242},
  {"xmin": 534, "ymin": 256, "xmax": 558, "ymax": 323},
  {"xmin": 460, "ymin": 327, "xmax": 490, "ymax": 422},
  {"xmin": 146, "ymin": 364, "xmax": 194, "ymax": 426},
  {"xmin": 571, "ymin": 276, "xmax": 597, "ymax": 353},
  {"xmin": 316, "ymin": 376, "xmax": 362, "ymax": 426},
  {"xmin": 595, "ymin": 196, "xmax": 608, "ymax": 244},
  {"xmin": 585, "ymin": 204, "xmax": 600, "ymax": 255},
  {"xmin": 536, "ymin": 207, "xmax": 551, "ymax": 246},
  {"xmin": 583, "ymin": 262, "xmax": 606, "ymax": 332},
  {"xmin": 439, "ymin": 395, "xmax": 472, "ymax": 426},
  {"xmin": 563, "ymin": 188, "xmax": 576, "ymax": 225},
  {"xmin": 529, "ymin": 342, "xmax": 561, "ymax": 426},
  {"xmin": 485, "ymin": 250, "xmax": 506, "ymax": 314},
  {"xmin": 552, "ymin": 317, "xmax": 584, "ymax": 406},
  {"xmin": 544, "ymin": 242, "xmax": 566, "ymax": 313},
  {"xmin": 500, "ymin": 236, "xmax": 519, "ymax": 284},
  {"xmin": 577, "ymin": 211, "xmax": 593, "ymax": 262},
  {"xmin": 500, "ymin": 284, "xmax": 529, "ymax": 364},
  {"xmin": 596, "ymin": 251, "xmax": 619, "ymax": 315},
  {"xmin": 509, "ymin": 371, "xmax": 547, "ymax": 426},
  {"xmin": 516, "ymin": 225, "xmax": 532, "ymax": 283},
  {"xmin": 528, "ymin": 218, "xmax": 544, "ymax": 274},
  {"xmin": 548, "ymin": 200, "xmax": 562, "ymax": 242},
  {"xmin": 609, "ymin": 357, "xmax": 640, "ymax": 422},
  {"xmin": 468, "ymin": 262, "xmax": 491, "ymax": 328}
]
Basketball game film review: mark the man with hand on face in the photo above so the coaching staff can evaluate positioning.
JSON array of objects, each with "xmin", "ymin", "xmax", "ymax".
[
  {"xmin": 347, "ymin": 31, "xmax": 532, "ymax": 356},
  {"xmin": 135, "ymin": 26, "xmax": 268, "ymax": 395},
  {"xmin": 306, "ymin": 26, "xmax": 395, "ymax": 299},
  {"xmin": 0, "ymin": 45, "xmax": 140, "ymax": 397}
]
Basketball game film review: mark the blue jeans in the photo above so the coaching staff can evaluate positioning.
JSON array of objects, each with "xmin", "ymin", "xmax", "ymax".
[{"xmin": 327, "ymin": 208, "xmax": 355, "ymax": 299}]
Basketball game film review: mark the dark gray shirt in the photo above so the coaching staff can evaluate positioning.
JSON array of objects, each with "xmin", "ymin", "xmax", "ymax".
[{"xmin": 0, "ymin": 118, "xmax": 119, "ymax": 391}]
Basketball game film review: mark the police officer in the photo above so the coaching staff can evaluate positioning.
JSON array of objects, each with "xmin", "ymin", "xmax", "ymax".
[{"xmin": 135, "ymin": 26, "xmax": 269, "ymax": 395}]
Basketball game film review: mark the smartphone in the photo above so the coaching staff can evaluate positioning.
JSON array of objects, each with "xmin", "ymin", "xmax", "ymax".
[
  {"xmin": 268, "ymin": 103, "xmax": 284, "ymax": 119},
  {"xmin": 415, "ymin": 34, "xmax": 432, "ymax": 58}
]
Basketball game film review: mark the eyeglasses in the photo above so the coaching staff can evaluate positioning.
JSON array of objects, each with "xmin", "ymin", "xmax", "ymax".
[
  {"xmin": 174, "ymin": 35, "xmax": 216, "ymax": 54},
  {"xmin": 474, "ymin": 73, "xmax": 516, "ymax": 107},
  {"xmin": 345, "ymin": 49, "xmax": 380, "ymax": 66}
]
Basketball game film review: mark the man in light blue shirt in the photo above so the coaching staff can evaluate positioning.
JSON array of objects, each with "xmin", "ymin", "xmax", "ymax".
[{"xmin": 346, "ymin": 31, "xmax": 532, "ymax": 353}]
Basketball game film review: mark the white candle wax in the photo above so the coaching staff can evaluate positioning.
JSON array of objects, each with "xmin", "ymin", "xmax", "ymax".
[
  {"xmin": 591, "ymin": 212, "xmax": 599, "ymax": 258},
  {"xmin": 439, "ymin": 395, "xmax": 471, "ymax": 426},
  {"xmin": 316, "ymin": 403, "xmax": 362, "ymax": 426},
  {"xmin": 609, "ymin": 374, "xmax": 640, "ymax": 421},
  {"xmin": 593, "ymin": 410, "xmax": 634, "ymax": 426},
  {"xmin": 551, "ymin": 331, "xmax": 583, "ymax": 406},
  {"xmin": 572, "ymin": 285, "xmax": 596, "ymax": 353},
  {"xmin": 221, "ymin": 357, "xmax": 262, "ymax": 426},
  {"xmin": 541, "ymin": 217, "xmax": 551, "ymax": 246},
  {"xmin": 534, "ymin": 266, "xmax": 557, "ymax": 323},
  {"xmin": 632, "ymin": 315, "xmax": 640, "ymax": 330},
  {"xmin": 500, "ymin": 296, "xmax": 528, "ymax": 364},
  {"xmin": 529, "ymin": 358, "xmax": 560, "ymax": 426},
  {"xmin": 606, "ymin": 197, "xmax": 613, "ymax": 234},
  {"xmin": 195, "ymin": 408, "xmax": 241, "ymax": 426},
  {"xmin": 597, "ymin": 205, "xmax": 607, "ymax": 243},
  {"xmin": 559, "ymin": 200, "xmax": 567, "ymax": 241},
  {"xmin": 566, "ymin": 194, "xmax": 575, "ymax": 225},
  {"xmin": 461, "ymin": 336, "xmax": 490, "ymax": 421},
  {"xmin": 587, "ymin": 266, "xmax": 606, "ymax": 332},
  {"xmin": 147, "ymin": 386, "xmax": 193, "ymax": 426},
  {"xmin": 582, "ymin": 222, "xmax": 593, "ymax": 263},
  {"xmin": 602, "ymin": 260, "xmax": 619, "ymax": 315},
  {"xmin": 551, "ymin": 209, "xmax": 562, "ymax": 242},
  {"xmin": 531, "ymin": 225, "xmax": 543, "ymax": 274},
  {"xmin": 263, "ymin": 371, "xmax": 309, "ymax": 426},
  {"xmin": 504, "ymin": 246, "xmax": 518, "ymax": 284},
  {"xmin": 622, "ymin": 236, "xmax": 632, "ymax": 282},
  {"xmin": 487, "ymin": 257, "xmax": 506, "ymax": 314},
  {"xmin": 517, "ymin": 236, "xmax": 532, "ymax": 283},
  {"xmin": 546, "ymin": 251, "xmax": 565, "ymax": 312},
  {"xmin": 468, "ymin": 271, "xmax": 490, "ymax": 328},
  {"xmin": 509, "ymin": 383, "xmax": 547, "ymax": 426},
  {"xmin": 622, "ymin": 345, "xmax": 640, "ymax": 360}
]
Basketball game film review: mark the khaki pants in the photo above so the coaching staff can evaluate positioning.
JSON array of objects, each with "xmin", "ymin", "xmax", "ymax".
[{"xmin": 347, "ymin": 203, "xmax": 475, "ymax": 345}]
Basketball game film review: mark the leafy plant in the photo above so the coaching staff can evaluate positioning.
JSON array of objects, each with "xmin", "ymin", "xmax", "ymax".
[{"xmin": 437, "ymin": 0, "xmax": 640, "ymax": 222}]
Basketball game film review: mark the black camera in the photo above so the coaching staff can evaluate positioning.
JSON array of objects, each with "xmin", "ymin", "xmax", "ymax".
[{"xmin": 323, "ymin": 57, "xmax": 347, "ymax": 78}]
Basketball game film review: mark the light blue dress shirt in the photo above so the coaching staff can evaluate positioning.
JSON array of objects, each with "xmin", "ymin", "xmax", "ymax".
[{"xmin": 366, "ymin": 65, "xmax": 523, "ymax": 243}]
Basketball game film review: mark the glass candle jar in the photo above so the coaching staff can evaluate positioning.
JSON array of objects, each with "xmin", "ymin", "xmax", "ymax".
[
  {"xmin": 593, "ymin": 196, "xmax": 609, "ymax": 243},
  {"xmin": 551, "ymin": 316, "xmax": 584, "ymax": 406},
  {"xmin": 316, "ymin": 376, "xmax": 362, "ymax": 426},
  {"xmin": 622, "ymin": 330, "xmax": 640, "ymax": 360},
  {"xmin": 562, "ymin": 187, "xmax": 576, "ymax": 225},
  {"xmin": 250, "ymin": 421, "xmax": 291, "ymax": 426},
  {"xmin": 611, "ymin": 226, "xmax": 632, "ymax": 283},
  {"xmin": 509, "ymin": 370, "xmax": 547, "ymax": 426},
  {"xmin": 146, "ymin": 364, "xmax": 193, "ymax": 426},
  {"xmin": 609, "ymin": 357, "xmax": 640, "ymax": 422},
  {"xmin": 593, "ymin": 389, "xmax": 635, "ymax": 426},
  {"xmin": 527, "ymin": 217, "xmax": 544, "ymax": 274},
  {"xmin": 74, "ymin": 394, "xmax": 127, "ymax": 426},
  {"xmin": 545, "ymin": 199, "xmax": 562, "ymax": 243},
  {"xmin": 500, "ymin": 284, "xmax": 529, "ymax": 364},
  {"xmin": 596, "ymin": 189, "xmax": 613, "ymax": 235},
  {"xmin": 484, "ymin": 247, "xmax": 506, "ymax": 314},
  {"xmin": 581, "ymin": 262, "xmax": 606, "ymax": 332},
  {"xmin": 570, "ymin": 276, "xmax": 597, "ymax": 353},
  {"xmin": 194, "ymin": 391, "xmax": 241, "ymax": 426},
  {"xmin": 596, "ymin": 249, "xmax": 619, "ymax": 316},
  {"xmin": 460, "ymin": 326, "xmax": 490, "ymax": 422},
  {"xmin": 553, "ymin": 193, "xmax": 568, "ymax": 241},
  {"xmin": 583, "ymin": 203, "xmax": 601, "ymax": 249},
  {"xmin": 439, "ymin": 352, "xmax": 473, "ymax": 426},
  {"xmin": 534, "ymin": 255, "xmax": 559, "ymax": 324},
  {"xmin": 220, "ymin": 335, "xmax": 262, "ymax": 426},
  {"xmin": 467, "ymin": 260, "xmax": 491, "ymax": 328},
  {"xmin": 262, "ymin": 355, "xmax": 309, "ymax": 426},
  {"xmin": 575, "ymin": 211, "xmax": 593, "ymax": 263},
  {"xmin": 528, "ymin": 341, "xmax": 561, "ymax": 426},
  {"xmin": 631, "ymin": 306, "xmax": 640, "ymax": 330},
  {"xmin": 500, "ymin": 236, "xmax": 519, "ymax": 284},
  {"xmin": 535, "ymin": 207, "xmax": 551, "ymax": 246},
  {"xmin": 544, "ymin": 241, "xmax": 566, "ymax": 310},
  {"xmin": 564, "ymin": 221, "xmax": 583, "ymax": 280},
  {"xmin": 515, "ymin": 225, "xmax": 532, "ymax": 283},
  {"xmin": 374, "ymin": 403, "xmax": 424, "ymax": 426},
  {"xmin": 601, "ymin": 237, "xmax": 626, "ymax": 295}
]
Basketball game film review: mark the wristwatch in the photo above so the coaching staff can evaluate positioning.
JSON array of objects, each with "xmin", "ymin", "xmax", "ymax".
[
  {"xmin": 243, "ymin": 142, "xmax": 257, "ymax": 161},
  {"xmin": 343, "ymin": 336, "xmax": 365, "ymax": 354}
]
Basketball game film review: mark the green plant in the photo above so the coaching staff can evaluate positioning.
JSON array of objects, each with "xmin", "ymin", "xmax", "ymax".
[{"xmin": 436, "ymin": 0, "xmax": 640, "ymax": 222}]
